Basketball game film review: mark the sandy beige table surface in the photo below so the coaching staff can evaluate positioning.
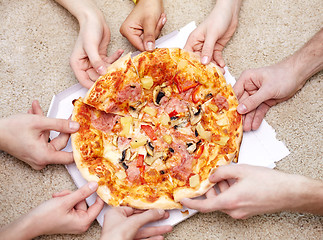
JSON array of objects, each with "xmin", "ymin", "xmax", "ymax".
[{"xmin": 0, "ymin": 0, "xmax": 322, "ymax": 239}]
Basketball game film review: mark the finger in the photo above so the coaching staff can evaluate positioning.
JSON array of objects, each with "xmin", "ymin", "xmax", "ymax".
[
  {"xmin": 218, "ymin": 180, "xmax": 230, "ymax": 192},
  {"xmin": 69, "ymin": 54, "xmax": 94, "ymax": 89},
  {"xmin": 31, "ymin": 100, "xmax": 44, "ymax": 116},
  {"xmin": 104, "ymin": 206, "xmax": 135, "ymax": 224},
  {"xmin": 209, "ymin": 165, "xmax": 244, "ymax": 183},
  {"xmin": 213, "ymin": 50, "xmax": 225, "ymax": 68},
  {"xmin": 86, "ymin": 68, "xmax": 100, "ymax": 82},
  {"xmin": 120, "ymin": 24, "xmax": 145, "ymax": 52},
  {"xmin": 205, "ymin": 187, "xmax": 217, "ymax": 198},
  {"xmin": 46, "ymin": 151, "xmax": 74, "ymax": 165},
  {"xmin": 142, "ymin": 18, "xmax": 158, "ymax": 51},
  {"xmin": 180, "ymin": 197, "xmax": 225, "ymax": 213},
  {"xmin": 141, "ymin": 236, "xmax": 164, "ymax": 240},
  {"xmin": 86, "ymin": 196, "xmax": 105, "ymax": 221},
  {"xmin": 243, "ymin": 110, "xmax": 256, "ymax": 132},
  {"xmin": 233, "ymin": 70, "xmax": 252, "ymax": 100},
  {"xmin": 105, "ymin": 49, "xmax": 124, "ymax": 65},
  {"xmin": 251, "ymin": 103, "xmax": 270, "ymax": 130},
  {"xmin": 183, "ymin": 32, "xmax": 195, "ymax": 52},
  {"xmin": 75, "ymin": 199, "xmax": 88, "ymax": 212},
  {"xmin": 154, "ymin": 13, "xmax": 167, "ymax": 38},
  {"xmin": 64, "ymin": 182, "xmax": 98, "ymax": 208},
  {"xmin": 52, "ymin": 190, "xmax": 72, "ymax": 198},
  {"xmin": 84, "ymin": 44, "xmax": 108, "ymax": 76},
  {"xmin": 50, "ymin": 132, "xmax": 70, "ymax": 151},
  {"xmin": 201, "ymin": 34, "xmax": 218, "ymax": 65},
  {"xmin": 128, "ymin": 209, "xmax": 166, "ymax": 230},
  {"xmin": 36, "ymin": 117, "xmax": 80, "ymax": 133},
  {"xmin": 135, "ymin": 225, "xmax": 172, "ymax": 239}
]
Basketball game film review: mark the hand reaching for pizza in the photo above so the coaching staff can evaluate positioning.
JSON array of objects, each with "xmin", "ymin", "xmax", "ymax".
[
  {"xmin": 184, "ymin": 0, "xmax": 242, "ymax": 72},
  {"xmin": 181, "ymin": 164, "xmax": 323, "ymax": 219},
  {"xmin": 233, "ymin": 63, "xmax": 306, "ymax": 131},
  {"xmin": 0, "ymin": 100, "xmax": 79, "ymax": 170},
  {"xmin": 71, "ymin": 8, "xmax": 124, "ymax": 88},
  {"xmin": 120, "ymin": 0, "xmax": 166, "ymax": 52},
  {"xmin": 0, "ymin": 182, "xmax": 104, "ymax": 239},
  {"xmin": 100, "ymin": 207, "xmax": 172, "ymax": 240}
]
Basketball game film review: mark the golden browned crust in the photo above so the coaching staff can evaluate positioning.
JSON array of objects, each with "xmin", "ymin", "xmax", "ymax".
[{"xmin": 71, "ymin": 48, "xmax": 243, "ymax": 209}]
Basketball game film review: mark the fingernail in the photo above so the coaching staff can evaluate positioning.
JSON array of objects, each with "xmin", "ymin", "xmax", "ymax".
[
  {"xmin": 201, "ymin": 56, "xmax": 209, "ymax": 65},
  {"xmin": 146, "ymin": 42, "xmax": 154, "ymax": 51},
  {"xmin": 96, "ymin": 66, "xmax": 106, "ymax": 75},
  {"xmin": 237, "ymin": 104, "xmax": 247, "ymax": 114},
  {"xmin": 162, "ymin": 17, "xmax": 166, "ymax": 25},
  {"xmin": 88, "ymin": 181, "xmax": 98, "ymax": 191},
  {"xmin": 157, "ymin": 209, "xmax": 165, "ymax": 215},
  {"xmin": 69, "ymin": 121, "xmax": 80, "ymax": 130}
]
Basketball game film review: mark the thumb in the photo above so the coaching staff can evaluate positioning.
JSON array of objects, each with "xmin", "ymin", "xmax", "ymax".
[
  {"xmin": 36, "ymin": 117, "xmax": 80, "ymax": 133},
  {"xmin": 129, "ymin": 209, "xmax": 165, "ymax": 229},
  {"xmin": 201, "ymin": 33, "xmax": 217, "ymax": 65},
  {"xmin": 65, "ymin": 182, "xmax": 98, "ymax": 208},
  {"xmin": 84, "ymin": 44, "xmax": 107, "ymax": 76},
  {"xmin": 237, "ymin": 87, "xmax": 270, "ymax": 114},
  {"xmin": 143, "ymin": 19, "xmax": 157, "ymax": 51},
  {"xmin": 209, "ymin": 165, "xmax": 244, "ymax": 183}
]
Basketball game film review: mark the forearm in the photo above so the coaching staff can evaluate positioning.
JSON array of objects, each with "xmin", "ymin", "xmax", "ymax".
[
  {"xmin": 0, "ymin": 214, "xmax": 41, "ymax": 240},
  {"xmin": 286, "ymin": 174, "xmax": 323, "ymax": 215},
  {"xmin": 54, "ymin": 0, "xmax": 102, "ymax": 25},
  {"xmin": 282, "ymin": 28, "xmax": 323, "ymax": 90}
]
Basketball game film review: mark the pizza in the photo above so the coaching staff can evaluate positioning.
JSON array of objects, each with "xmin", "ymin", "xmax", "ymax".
[{"xmin": 71, "ymin": 48, "xmax": 242, "ymax": 209}]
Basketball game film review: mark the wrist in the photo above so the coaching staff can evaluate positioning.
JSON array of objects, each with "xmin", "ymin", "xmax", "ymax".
[
  {"xmin": 285, "ymin": 174, "xmax": 323, "ymax": 214},
  {"xmin": 0, "ymin": 212, "xmax": 41, "ymax": 240}
]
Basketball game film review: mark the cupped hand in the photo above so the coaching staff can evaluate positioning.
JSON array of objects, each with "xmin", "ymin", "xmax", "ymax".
[
  {"xmin": 184, "ymin": 0, "xmax": 242, "ymax": 71},
  {"xmin": 233, "ymin": 62, "xmax": 304, "ymax": 131},
  {"xmin": 71, "ymin": 9, "xmax": 123, "ymax": 88},
  {"xmin": 120, "ymin": 0, "xmax": 166, "ymax": 52},
  {"xmin": 100, "ymin": 207, "xmax": 172, "ymax": 240},
  {"xmin": 0, "ymin": 100, "xmax": 79, "ymax": 170}
]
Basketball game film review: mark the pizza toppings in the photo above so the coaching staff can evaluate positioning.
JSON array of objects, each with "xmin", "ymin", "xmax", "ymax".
[{"xmin": 72, "ymin": 48, "xmax": 242, "ymax": 209}]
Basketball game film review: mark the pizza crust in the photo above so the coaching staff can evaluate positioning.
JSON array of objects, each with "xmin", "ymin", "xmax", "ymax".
[{"xmin": 71, "ymin": 48, "xmax": 243, "ymax": 209}]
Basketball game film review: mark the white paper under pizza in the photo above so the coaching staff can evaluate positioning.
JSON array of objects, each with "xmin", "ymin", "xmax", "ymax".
[{"xmin": 48, "ymin": 21, "xmax": 290, "ymax": 227}]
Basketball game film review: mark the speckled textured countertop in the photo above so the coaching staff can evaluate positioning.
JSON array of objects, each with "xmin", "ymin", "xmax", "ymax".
[{"xmin": 0, "ymin": 0, "xmax": 322, "ymax": 239}]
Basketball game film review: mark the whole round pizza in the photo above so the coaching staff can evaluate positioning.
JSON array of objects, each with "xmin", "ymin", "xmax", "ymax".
[{"xmin": 71, "ymin": 48, "xmax": 242, "ymax": 209}]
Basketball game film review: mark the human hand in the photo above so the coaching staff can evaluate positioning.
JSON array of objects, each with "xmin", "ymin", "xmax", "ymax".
[
  {"xmin": 184, "ymin": 0, "xmax": 242, "ymax": 71},
  {"xmin": 0, "ymin": 182, "xmax": 104, "ymax": 239},
  {"xmin": 71, "ymin": 9, "xmax": 124, "ymax": 88},
  {"xmin": 0, "ymin": 100, "xmax": 79, "ymax": 170},
  {"xmin": 101, "ymin": 207, "xmax": 172, "ymax": 240},
  {"xmin": 181, "ymin": 164, "xmax": 311, "ymax": 219},
  {"xmin": 120, "ymin": 0, "xmax": 166, "ymax": 52},
  {"xmin": 233, "ymin": 62, "xmax": 306, "ymax": 131}
]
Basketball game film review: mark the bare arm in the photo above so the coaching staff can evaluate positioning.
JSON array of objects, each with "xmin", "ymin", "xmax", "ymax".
[{"xmin": 233, "ymin": 28, "xmax": 323, "ymax": 131}]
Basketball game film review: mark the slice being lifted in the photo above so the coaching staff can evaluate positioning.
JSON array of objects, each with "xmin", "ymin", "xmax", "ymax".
[{"xmin": 72, "ymin": 48, "xmax": 243, "ymax": 209}]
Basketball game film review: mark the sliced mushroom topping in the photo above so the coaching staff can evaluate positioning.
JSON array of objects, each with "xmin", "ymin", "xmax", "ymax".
[
  {"xmin": 188, "ymin": 104, "xmax": 202, "ymax": 125},
  {"xmin": 129, "ymin": 101, "xmax": 147, "ymax": 118},
  {"xmin": 112, "ymin": 135, "xmax": 118, "ymax": 147},
  {"xmin": 170, "ymin": 116, "xmax": 188, "ymax": 129},
  {"xmin": 186, "ymin": 142, "xmax": 197, "ymax": 154},
  {"xmin": 153, "ymin": 86, "xmax": 166, "ymax": 105},
  {"xmin": 129, "ymin": 152, "xmax": 138, "ymax": 162},
  {"xmin": 121, "ymin": 148, "xmax": 131, "ymax": 162},
  {"xmin": 145, "ymin": 141, "xmax": 154, "ymax": 156},
  {"xmin": 144, "ymin": 151, "xmax": 162, "ymax": 166}
]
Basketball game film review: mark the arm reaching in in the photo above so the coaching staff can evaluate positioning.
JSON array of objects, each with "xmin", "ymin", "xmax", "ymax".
[
  {"xmin": 184, "ymin": 0, "xmax": 242, "ymax": 71},
  {"xmin": 120, "ymin": 0, "xmax": 166, "ymax": 52},
  {"xmin": 101, "ymin": 207, "xmax": 172, "ymax": 240},
  {"xmin": 181, "ymin": 164, "xmax": 323, "ymax": 219},
  {"xmin": 0, "ymin": 100, "xmax": 79, "ymax": 170},
  {"xmin": 0, "ymin": 182, "xmax": 104, "ymax": 239},
  {"xmin": 234, "ymin": 28, "xmax": 323, "ymax": 131},
  {"xmin": 55, "ymin": 0, "xmax": 124, "ymax": 88}
]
